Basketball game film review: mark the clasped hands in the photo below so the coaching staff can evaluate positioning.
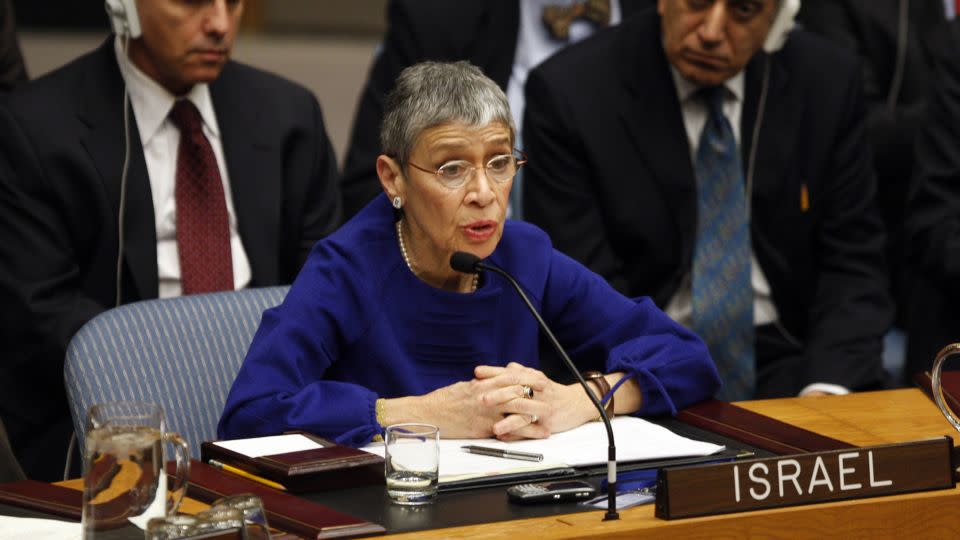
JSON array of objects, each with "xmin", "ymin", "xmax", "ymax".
[{"xmin": 418, "ymin": 362, "xmax": 598, "ymax": 441}]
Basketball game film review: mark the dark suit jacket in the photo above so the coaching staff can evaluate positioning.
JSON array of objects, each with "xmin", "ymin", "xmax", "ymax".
[
  {"xmin": 904, "ymin": 19, "xmax": 960, "ymax": 380},
  {"xmin": 0, "ymin": 39, "xmax": 341, "ymax": 480},
  {"xmin": 523, "ymin": 11, "xmax": 892, "ymax": 396},
  {"xmin": 0, "ymin": 0, "xmax": 27, "ymax": 93},
  {"xmin": 800, "ymin": 0, "xmax": 950, "ymax": 324},
  {"xmin": 339, "ymin": 0, "xmax": 655, "ymax": 220}
]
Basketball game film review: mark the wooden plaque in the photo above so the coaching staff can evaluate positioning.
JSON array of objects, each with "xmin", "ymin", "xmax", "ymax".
[{"xmin": 655, "ymin": 437, "xmax": 956, "ymax": 519}]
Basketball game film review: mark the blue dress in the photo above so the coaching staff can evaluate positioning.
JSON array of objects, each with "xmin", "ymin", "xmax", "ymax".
[{"xmin": 218, "ymin": 196, "xmax": 720, "ymax": 446}]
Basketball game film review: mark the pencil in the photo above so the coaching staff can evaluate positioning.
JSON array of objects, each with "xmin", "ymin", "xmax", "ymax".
[{"xmin": 208, "ymin": 459, "xmax": 287, "ymax": 491}]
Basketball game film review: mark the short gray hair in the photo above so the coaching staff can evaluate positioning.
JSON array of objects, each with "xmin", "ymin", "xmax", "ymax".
[{"xmin": 380, "ymin": 61, "xmax": 515, "ymax": 164}]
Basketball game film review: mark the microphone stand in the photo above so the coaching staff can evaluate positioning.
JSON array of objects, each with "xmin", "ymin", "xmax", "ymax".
[{"xmin": 461, "ymin": 256, "xmax": 619, "ymax": 520}]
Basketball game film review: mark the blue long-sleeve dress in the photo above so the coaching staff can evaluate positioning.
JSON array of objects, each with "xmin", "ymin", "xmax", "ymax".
[{"xmin": 218, "ymin": 196, "xmax": 720, "ymax": 446}]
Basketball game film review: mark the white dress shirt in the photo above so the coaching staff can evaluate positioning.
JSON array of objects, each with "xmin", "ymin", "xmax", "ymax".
[
  {"xmin": 665, "ymin": 67, "xmax": 846, "ymax": 397},
  {"xmin": 945, "ymin": 0, "xmax": 956, "ymax": 20},
  {"xmin": 114, "ymin": 37, "xmax": 251, "ymax": 298}
]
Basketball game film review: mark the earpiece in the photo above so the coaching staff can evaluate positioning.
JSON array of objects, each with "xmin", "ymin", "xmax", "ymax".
[
  {"xmin": 104, "ymin": 0, "xmax": 142, "ymax": 39},
  {"xmin": 763, "ymin": 0, "xmax": 800, "ymax": 53},
  {"xmin": 104, "ymin": 0, "xmax": 140, "ymax": 307}
]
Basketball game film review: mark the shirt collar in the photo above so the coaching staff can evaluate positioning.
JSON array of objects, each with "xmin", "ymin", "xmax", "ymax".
[
  {"xmin": 669, "ymin": 65, "xmax": 745, "ymax": 105},
  {"xmin": 113, "ymin": 36, "xmax": 220, "ymax": 145}
]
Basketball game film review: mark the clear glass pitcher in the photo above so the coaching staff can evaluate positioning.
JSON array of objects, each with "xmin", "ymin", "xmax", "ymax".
[{"xmin": 80, "ymin": 401, "xmax": 189, "ymax": 537}]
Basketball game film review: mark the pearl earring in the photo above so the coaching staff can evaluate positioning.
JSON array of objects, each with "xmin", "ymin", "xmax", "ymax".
[{"xmin": 392, "ymin": 196, "xmax": 402, "ymax": 209}]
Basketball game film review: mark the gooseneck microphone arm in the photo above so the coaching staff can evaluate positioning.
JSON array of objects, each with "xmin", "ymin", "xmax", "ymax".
[{"xmin": 450, "ymin": 252, "xmax": 619, "ymax": 521}]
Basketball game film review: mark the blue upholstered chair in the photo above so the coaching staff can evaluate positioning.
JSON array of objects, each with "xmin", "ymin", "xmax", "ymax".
[{"xmin": 64, "ymin": 286, "xmax": 288, "ymax": 460}]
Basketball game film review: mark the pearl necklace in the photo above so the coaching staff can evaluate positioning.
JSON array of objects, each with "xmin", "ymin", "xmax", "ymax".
[{"xmin": 396, "ymin": 219, "xmax": 478, "ymax": 293}]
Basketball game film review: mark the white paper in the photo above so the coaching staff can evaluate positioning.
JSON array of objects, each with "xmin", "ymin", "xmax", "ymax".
[
  {"xmin": 362, "ymin": 416, "xmax": 724, "ymax": 482},
  {"xmin": 0, "ymin": 516, "xmax": 81, "ymax": 540},
  {"xmin": 213, "ymin": 434, "xmax": 324, "ymax": 458}
]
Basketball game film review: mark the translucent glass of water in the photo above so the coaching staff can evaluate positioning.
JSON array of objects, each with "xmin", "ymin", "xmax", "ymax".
[
  {"xmin": 80, "ymin": 401, "xmax": 189, "ymax": 538},
  {"xmin": 211, "ymin": 494, "xmax": 270, "ymax": 540},
  {"xmin": 384, "ymin": 423, "xmax": 439, "ymax": 505},
  {"xmin": 193, "ymin": 506, "xmax": 245, "ymax": 534},
  {"xmin": 144, "ymin": 515, "xmax": 199, "ymax": 539}
]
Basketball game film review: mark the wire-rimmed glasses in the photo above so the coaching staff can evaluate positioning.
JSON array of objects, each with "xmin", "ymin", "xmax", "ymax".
[{"xmin": 406, "ymin": 149, "xmax": 527, "ymax": 189}]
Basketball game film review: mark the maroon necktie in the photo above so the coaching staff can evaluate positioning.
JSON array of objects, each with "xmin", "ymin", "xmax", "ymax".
[{"xmin": 169, "ymin": 100, "xmax": 234, "ymax": 295}]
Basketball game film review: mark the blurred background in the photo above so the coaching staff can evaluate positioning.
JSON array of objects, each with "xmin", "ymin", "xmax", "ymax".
[{"xmin": 12, "ymin": 0, "xmax": 389, "ymax": 165}]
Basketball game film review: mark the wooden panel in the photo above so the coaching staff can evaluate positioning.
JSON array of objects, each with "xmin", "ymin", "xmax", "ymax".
[
  {"xmin": 240, "ymin": 0, "xmax": 265, "ymax": 32},
  {"xmin": 735, "ymin": 389, "xmax": 959, "ymax": 447},
  {"xmin": 262, "ymin": 0, "xmax": 387, "ymax": 35},
  {"xmin": 383, "ymin": 486, "xmax": 960, "ymax": 539}
]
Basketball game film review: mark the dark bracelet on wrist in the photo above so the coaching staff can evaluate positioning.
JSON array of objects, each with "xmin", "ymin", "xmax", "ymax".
[{"xmin": 582, "ymin": 371, "xmax": 614, "ymax": 421}]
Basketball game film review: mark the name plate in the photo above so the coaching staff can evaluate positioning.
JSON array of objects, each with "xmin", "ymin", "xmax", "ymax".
[{"xmin": 655, "ymin": 437, "xmax": 955, "ymax": 519}]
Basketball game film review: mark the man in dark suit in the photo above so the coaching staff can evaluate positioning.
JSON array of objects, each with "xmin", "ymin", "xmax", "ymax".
[
  {"xmin": 800, "ymin": 0, "xmax": 955, "ymax": 375},
  {"xmin": 0, "ymin": 0, "xmax": 27, "ymax": 93},
  {"xmin": 524, "ymin": 0, "xmax": 892, "ymax": 399},
  {"xmin": 0, "ymin": 0, "xmax": 340, "ymax": 480},
  {"xmin": 905, "ymin": 18, "xmax": 960, "ymax": 378},
  {"xmin": 339, "ymin": 0, "xmax": 656, "ymax": 220}
]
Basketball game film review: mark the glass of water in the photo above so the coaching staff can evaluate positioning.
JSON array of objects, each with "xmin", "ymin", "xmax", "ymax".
[
  {"xmin": 211, "ymin": 494, "xmax": 270, "ymax": 540},
  {"xmin": 80, "ymin": 402, "xmax": 189, "ymax": 538},
  {"xmin": 384, "ymin": 423, "xmax": 439, "ymax": 505}
]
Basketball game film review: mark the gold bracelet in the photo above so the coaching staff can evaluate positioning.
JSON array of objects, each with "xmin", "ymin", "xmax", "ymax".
[
  {"xmin": 375, "ymin": 398, "xmax": 387, "ymax": 428},
  {"xmin": 582, "ymin": 371, "xmax": 614, "ymax": 421}
]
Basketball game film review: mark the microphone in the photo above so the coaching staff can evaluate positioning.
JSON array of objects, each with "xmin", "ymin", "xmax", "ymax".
[{"xmin": 450, "ymin": 251, "xmax": 619, "ymax": 521}]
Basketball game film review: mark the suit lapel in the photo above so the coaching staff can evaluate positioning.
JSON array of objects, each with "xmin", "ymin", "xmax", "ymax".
[
  {"xmin": 210, "ymin": 64, "xmax": 280, "ymax": 286},
  {"xmin": 78, "ymin": 39, "xmax": 158, "ymax": 300},
  {"xmin": 617, "ymin": 16, "xmax": 698, "ymax": 257}
]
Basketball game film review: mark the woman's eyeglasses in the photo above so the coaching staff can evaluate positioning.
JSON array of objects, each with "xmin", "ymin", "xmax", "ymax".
[{"xmin": 406, "ymin": 150, "xmax": 528, "ymax": 189}]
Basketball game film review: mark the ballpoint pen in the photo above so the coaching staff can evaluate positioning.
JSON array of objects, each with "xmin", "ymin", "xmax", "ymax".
[
  {"xmin": 207, "ymin": 459, "xmax": 288, "ymax": 491},
  {"xmin": 461, "ymin": 445, "xmax": 544, "ymax": 462}
]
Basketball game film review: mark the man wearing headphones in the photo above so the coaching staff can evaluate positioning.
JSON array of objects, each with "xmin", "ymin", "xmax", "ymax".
[
  {"xmin": 523, "ymin": 0, "xmax": 892, "ymax": 400},
  {"xmin": 0, "ymin": 0, "xmax": 341, "ymax": 480}
]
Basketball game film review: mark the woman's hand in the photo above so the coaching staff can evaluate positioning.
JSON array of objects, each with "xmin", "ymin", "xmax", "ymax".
[
  {"xmin": 379, "ymin": 377, "xmax": 528, "ymax": 439},
  {"xmin": 472, "ymin": 362, "xmax": 597, "ymax": 441},
  {"xmin": 381, "ymin": 363, "xmax": 639, "ymax": 440}
]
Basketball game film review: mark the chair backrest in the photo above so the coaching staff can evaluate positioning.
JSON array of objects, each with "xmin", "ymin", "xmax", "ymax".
[{"xmin": 64, "ymin": 286, "xmax": 288, "ymax": 459}]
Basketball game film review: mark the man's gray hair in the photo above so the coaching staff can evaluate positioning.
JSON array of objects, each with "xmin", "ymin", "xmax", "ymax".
[{"xmin": 380, "ymin": 61, "xmax": 515, "ymax": 164}]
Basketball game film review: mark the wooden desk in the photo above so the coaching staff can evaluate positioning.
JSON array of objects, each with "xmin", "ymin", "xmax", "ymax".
[
  {"xmin": 383, "ymin": 389, "xmax": 960, "ymax": 539},
  {"xmin": 50, "ymin": 390, "xmax": 959, "ymax": 539}
]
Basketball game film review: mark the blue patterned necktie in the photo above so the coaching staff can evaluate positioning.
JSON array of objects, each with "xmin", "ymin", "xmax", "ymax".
[{"xmin": 690, "ymin": 86, "xmax": 755, "ymax": 402}]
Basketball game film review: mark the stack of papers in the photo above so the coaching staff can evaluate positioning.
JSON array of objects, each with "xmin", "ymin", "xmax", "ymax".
[{"xmin": 361, "ymin": 416, "xmax": 724, "ymax": 483}]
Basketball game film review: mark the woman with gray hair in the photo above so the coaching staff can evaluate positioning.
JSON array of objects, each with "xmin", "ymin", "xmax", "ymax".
[{"xmin": 218, "ymin": 61, "xmax": 719, "ymax": 445}]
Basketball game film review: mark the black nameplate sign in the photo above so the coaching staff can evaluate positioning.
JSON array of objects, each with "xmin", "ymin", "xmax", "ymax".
[{"xmin": 655, "ymin": 437, "xmax": 955, "ymax": 519}]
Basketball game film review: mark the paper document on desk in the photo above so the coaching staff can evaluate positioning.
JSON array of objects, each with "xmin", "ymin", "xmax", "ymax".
[
  {"xmin": 211, "ymin": 433, "xmax": 324, "ymax": 457},
  {"xmin": 362, "ymin": 416, "xmax": 724, "ymax": 483},
  {"xmin": 0, "ymin": 516, "xmax": 80, "ymax": 540}
]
